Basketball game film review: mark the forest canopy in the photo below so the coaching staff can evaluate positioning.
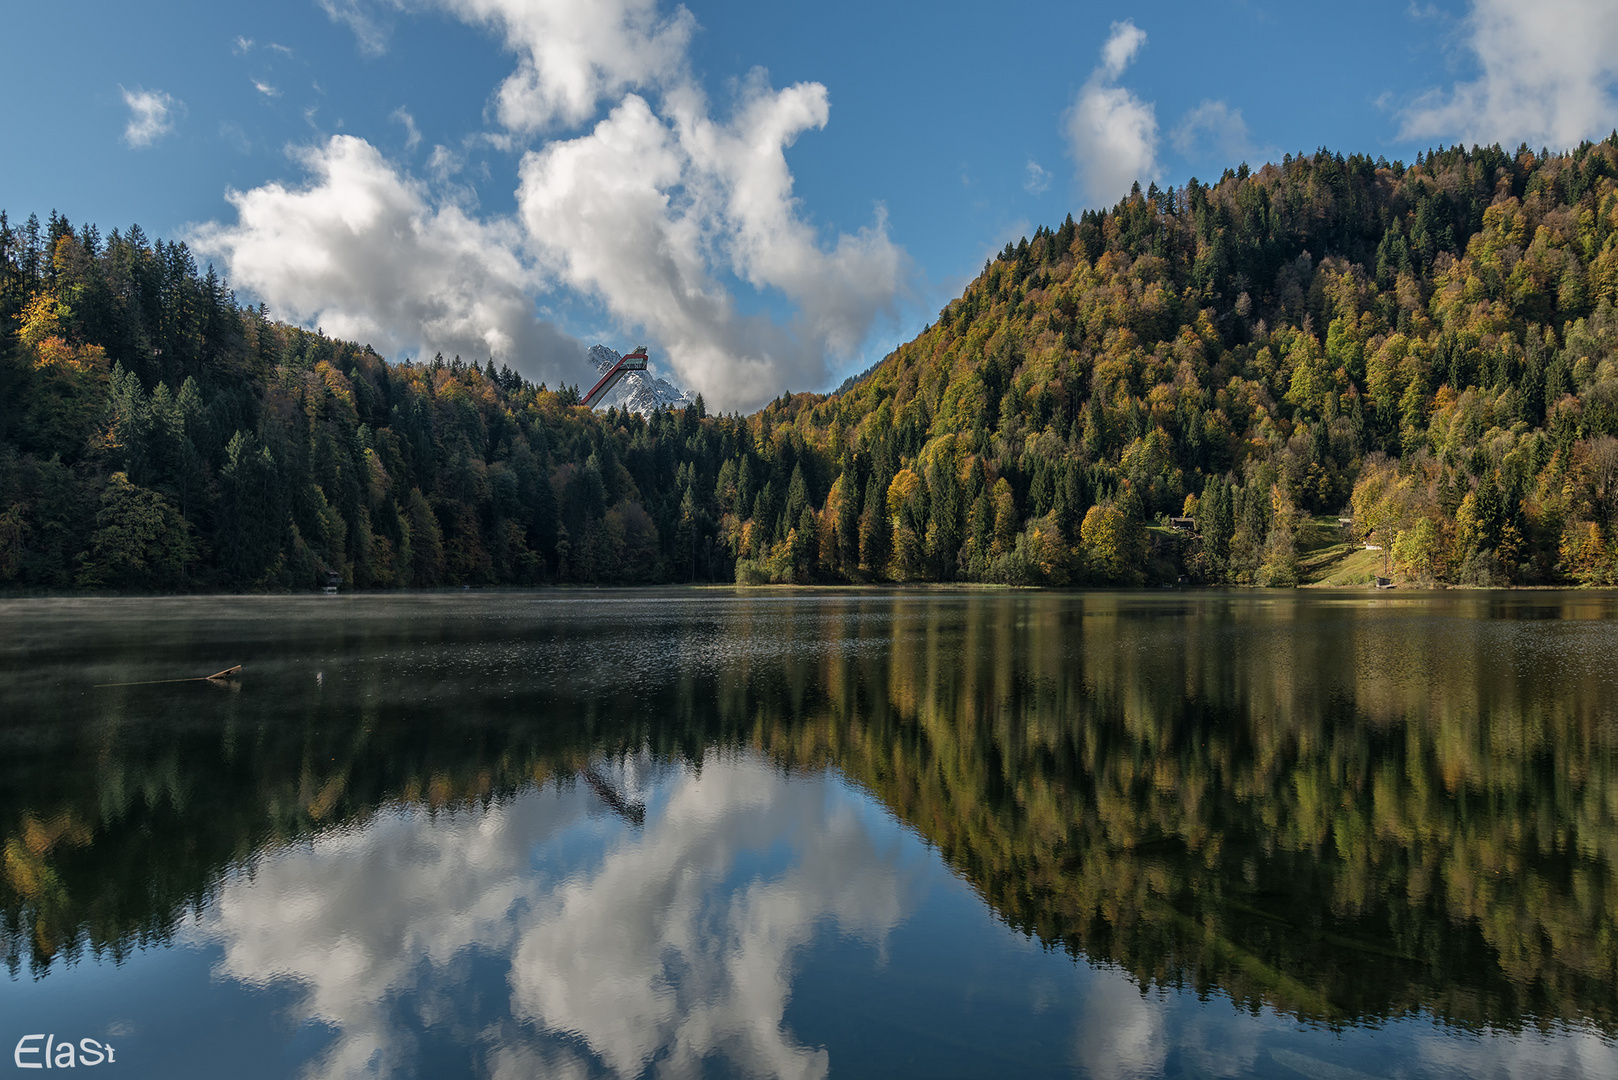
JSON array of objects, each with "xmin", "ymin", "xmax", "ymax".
[{"xmin": 5, "ymin": 136, "xmax": 1618, "ymax": 591}]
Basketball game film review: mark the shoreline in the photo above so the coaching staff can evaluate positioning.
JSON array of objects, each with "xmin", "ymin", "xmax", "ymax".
[{"xmin": 3, "ymin": 581, "xmax": 1616, "ymax": 600}]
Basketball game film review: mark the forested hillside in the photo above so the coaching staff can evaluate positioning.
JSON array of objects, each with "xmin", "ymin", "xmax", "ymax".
[
  {"xmin": 804, "ymin": 139, "xmax": 1618, "ymax": 587},
  {"xmin": 0, "ymin": 212, "xmax": 728, "ymax": 591},
  {"xmin": 5, "ymin": 137, "xmax": 1618, "ymax": 591}
]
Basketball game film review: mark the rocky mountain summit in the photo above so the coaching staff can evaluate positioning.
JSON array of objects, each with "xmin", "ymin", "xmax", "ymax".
[{"xmin": 586, "ymin": 345, "xmax": 696, "ymax": 416}]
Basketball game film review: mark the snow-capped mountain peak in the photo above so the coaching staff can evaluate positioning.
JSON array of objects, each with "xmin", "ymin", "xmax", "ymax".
[{"xmin": 585, "ymin": 345, "xmax": 696, "ymax": 416}]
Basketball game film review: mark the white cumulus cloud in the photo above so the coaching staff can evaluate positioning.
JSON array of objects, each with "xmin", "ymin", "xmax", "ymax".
[
  {"xmin": 1065, "ymin": 21, "xmax": 1158, "ymax": 206},
  {"xmin": 1399, "ymin": 0, "xmax": 1618, "ymax": 149},
  {"xmin": 228, "ymin": 0, "xmax": 907, "ymax": 410},
  {"xmin": 320, "ymin": 0, "xmax": 692, "ymax": 132},
  {"xmin": 121, "ymin": 86, "xmax": 181, "ymax": 148},
  {"xmin": 191, "ymin": 135, "xmax": 584, "ymax": 383},
  {"xmin": 1099, "ymin": 19, "xmax": 1147, "ymax": 80},
  {"xmin": 517, "ymin": 77, "xmax": 905, "ymax": 410},
  {"xmin": 437, "ymin": 0, "xmax": 695, "ymax": 133}
]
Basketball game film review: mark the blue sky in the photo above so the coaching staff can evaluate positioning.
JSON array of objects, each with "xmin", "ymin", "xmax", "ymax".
[{"xmin": 4, "ymin": 0, "xmax": 1617, "ymax": 409}]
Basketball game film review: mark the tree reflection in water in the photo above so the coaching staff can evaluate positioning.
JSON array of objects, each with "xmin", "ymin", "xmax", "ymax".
[{"xmin": 3, "ymin": 591, "xmax": 1616, "ymax": 1043}]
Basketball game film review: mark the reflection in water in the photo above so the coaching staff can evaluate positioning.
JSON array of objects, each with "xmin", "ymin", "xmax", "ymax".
[
  {"xmin": 3, "ymin": 591, "xmax": 1618, "ymax": 1077},
  {"xmin": 194, "ymin": 781, "xmax": 593, "ymax": 1080},
  {"xmin": 507, "ymin": 757, "xmax": 908, "ymax": 1080},
  {"xmin": 188, "ymin": 754, "xmax": 912, "ymax": 1080},
  {"xmin": 779, "ymin": 592, "xmax": 1618, "ymax": 1033},
  {"xmin": 1075, "ymin": 973, "xmax": 1168, "ymax": 1080}
]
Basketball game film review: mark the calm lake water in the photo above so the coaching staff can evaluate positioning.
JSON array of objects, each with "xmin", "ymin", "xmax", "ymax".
[{"xmin": 2, "ymin": 590, "xmax": 1617, "ymax": 1079}]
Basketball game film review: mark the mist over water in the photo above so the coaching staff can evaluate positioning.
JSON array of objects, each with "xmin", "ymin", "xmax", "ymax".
[{"xmin": 2, "ymin": 590, "xmax": 1616, "ymax": 1078}]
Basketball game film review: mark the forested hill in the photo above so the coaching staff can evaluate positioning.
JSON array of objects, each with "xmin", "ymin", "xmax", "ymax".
[{"xmin": 5, "ymin": 138, "xmax": 1618, "ymax": 592}]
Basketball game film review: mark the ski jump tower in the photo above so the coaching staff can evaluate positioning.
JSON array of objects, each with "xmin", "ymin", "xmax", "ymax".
[{"xmin": 580, "ymin": 346, "xmax": 649, "ymax": 408}]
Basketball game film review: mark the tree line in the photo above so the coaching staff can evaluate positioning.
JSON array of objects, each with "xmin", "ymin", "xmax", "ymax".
[{"xmin": 5, "ymin": 135, "xmax": 1618, "ymax": 590}]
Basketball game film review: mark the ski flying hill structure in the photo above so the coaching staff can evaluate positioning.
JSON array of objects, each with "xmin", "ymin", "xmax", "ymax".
[{"xmin": 582, "ymin": 345, "xmax": 648, "ymax": 408}]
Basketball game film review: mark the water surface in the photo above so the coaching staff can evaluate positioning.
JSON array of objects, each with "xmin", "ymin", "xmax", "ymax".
[{"xmin": 2, "ymin": 590, "xmax": 1616, "ymax": 1078}]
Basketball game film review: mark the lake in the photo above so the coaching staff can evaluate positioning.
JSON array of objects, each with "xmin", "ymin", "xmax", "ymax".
[{"xmin": 2, "ymin": 590, "xmax": 1616, "ymax": 1079}]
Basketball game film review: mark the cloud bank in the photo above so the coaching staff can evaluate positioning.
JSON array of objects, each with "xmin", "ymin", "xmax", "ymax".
[
  {"xmin": 203, "ymin": 0, "xmax": 905, "ymax": 410},
  {"xmin": 1399, "ymin": 0, "xmax": 1618, "ymax": 150}
]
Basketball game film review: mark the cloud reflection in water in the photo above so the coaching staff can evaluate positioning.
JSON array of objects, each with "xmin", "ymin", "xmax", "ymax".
[{"xmin": 186, "ymin": 751, "xmax": 919, "ymax": 1079}]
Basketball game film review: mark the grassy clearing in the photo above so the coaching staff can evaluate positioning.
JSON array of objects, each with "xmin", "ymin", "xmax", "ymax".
[
  {"xmin": 1300, "ymin": 544, "xmax": 1386, "ymax": 588},
  {"xmin": 1293, "ymin": 516, "xmax": 1387, "ymax": 588}
]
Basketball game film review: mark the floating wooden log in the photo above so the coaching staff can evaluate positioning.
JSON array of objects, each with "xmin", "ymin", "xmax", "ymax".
[{"xmin": 93, "ymin": 665, "xmax": 244, "ymax": 689}]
